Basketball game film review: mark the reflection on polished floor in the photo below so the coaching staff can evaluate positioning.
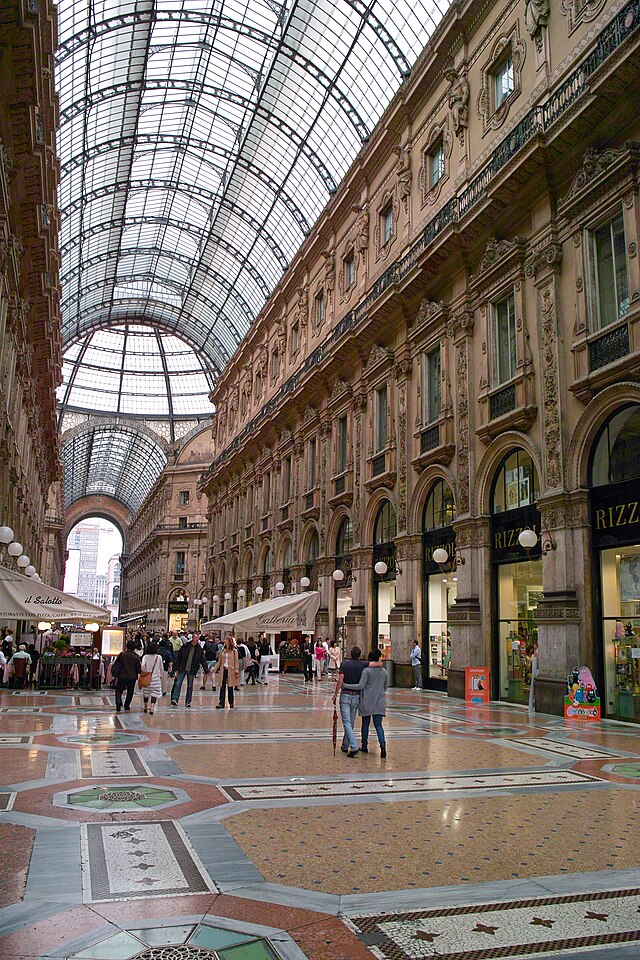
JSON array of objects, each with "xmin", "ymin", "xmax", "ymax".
[{"xmin": 1, "ymin": 676, "xmax": 639, "ymax": 959}]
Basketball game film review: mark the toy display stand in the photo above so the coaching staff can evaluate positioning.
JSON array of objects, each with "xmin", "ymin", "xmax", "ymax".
[{"xmin": 564, "ymin": 664, "xmax": 601, "ymax": 721}]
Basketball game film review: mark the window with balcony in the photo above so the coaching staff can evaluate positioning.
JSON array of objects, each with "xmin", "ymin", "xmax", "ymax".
[
  {"xmin": 493, "ymin": 54, "xmax": 514, "ymax": 108},
  {"xmin": 589, "ymin": 211, "xmax": 629, "ymax": 329},
  {"xmin": 337, "ymin": 415, "xmax": 348, "ymax": 473},
  {"xmin": 345, "ymin": 252, "xmax": 355, "ymax": 289},
  {"xmin": 421, "ymin": 346, "xmax": 441, "ymax": 423},
  {"xmin": 283, "ymin": 456, "xmax": 291, "ymax": 502},
  {"xmin": 174, "ymin": 551, "xmax": 185, "ymax": 578},
  {"xmin": 492, "ymin": 291, "xmax": 517, "ymax": 385},
  {"xmin": 178, "ymin": 516, "xmax": 187, "ymax": 529},
  {"xmin": 381, "ymin": 205, "xmax": 393, "ymax": 245},
  {"xmin": 375, "ymin": 385, "xmax": 388, "ymax": 453},
  {"xmin": 308, "ymin": 437, "xmax": 317, "ymax": 488},
  {"xmin": 430, "ymin": 141, "xmax": 445, "ymax": 188}
]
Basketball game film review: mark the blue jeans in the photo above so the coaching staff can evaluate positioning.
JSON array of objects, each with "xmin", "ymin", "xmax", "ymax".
[
  {"xmin": 340, "ymin": 694, "xmax": 360, "ymax": 751},
  {"xmin": 171, "ymin": 670, "xmax": 195, "ymax": 705},
  {"xmin": 361, "ymin": 714, "xmax": 385, "ymax": 750}
]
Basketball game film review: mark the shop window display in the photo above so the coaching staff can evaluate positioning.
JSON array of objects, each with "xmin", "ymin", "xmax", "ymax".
[
  {"xmin": 373, "ymin": 500, "xmax": 397, "ymax": 659},
  {"xmin": 422, "ymin": 480, "xmax": 457, "ymax": 685}
]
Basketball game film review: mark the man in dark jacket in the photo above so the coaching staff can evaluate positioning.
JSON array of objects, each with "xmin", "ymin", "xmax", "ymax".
[
  {"xmin": 171, "ymin": 635, "xmax": 209, "ymax": 708},
  {"xmin": 301, "ymin": 637, "xmax": 314, "ymax": 683},
  {"xmin": 114, "ymin": 640, "xmax": 141, "ymax": 712}
]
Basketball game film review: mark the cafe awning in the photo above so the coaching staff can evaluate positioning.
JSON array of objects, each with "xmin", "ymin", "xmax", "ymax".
[
  {"xmin": 201, "ymin": 591, "xmax": 321, "ymax": 634},
  {"xmin": 0, "ymin": 565, "xmax": 110, "ymax": 622}
]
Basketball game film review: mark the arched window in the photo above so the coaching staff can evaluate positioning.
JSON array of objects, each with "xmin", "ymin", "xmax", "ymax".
[
  {"xmin": 218, "ymin": 561, "xmax": 226, "ymax": 586},
  {"xmin": 336, "ymin": 516, "xmax": 353, "ymax": 555},
  {"xmin": 282, "ymin": 539, "xmax": 293, "ymax": 568},
  {"xmin": 590, "ymin": 404, "xmax": 640, "ymax": 487},
  {"xmin": 262, "ymin": 547, "xmax": 271, "ymax": 574},
  {"xmin": 374, "ymin": 500, "xmax": 397, "ymax": 544},
  {"xmin": 492, "ymin": 450, "xmax": 538, "ymax": 514},
  {"xmin": 306, "ymin": 529, "xmax": 319, "ymax": 563},
  {"xmin": 423, "ymin": 479, "xmax": 456, "ymax": 530},
  {"xmin": 243, "ymin": 550, "xmax": 253, "ymax": 580}
]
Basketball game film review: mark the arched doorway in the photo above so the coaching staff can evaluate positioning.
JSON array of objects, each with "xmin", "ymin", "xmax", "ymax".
[
  {"xmin": 373, "ymin": 500, "xmax": 397, "ymax": 658},
  {"xmin": 589, "ymin": 403, "xmax": 640, "ymax": 720},
  {"xmin": 422, "ymin": 479, "xmax": 456, "ymax": 689},
  {"xmin": 490, "ymin": 449, "xmax": 541, "ymax": 705},
  {"xmin": 168, "ymin": 588, "xmax": 189, "ymax": 633}
]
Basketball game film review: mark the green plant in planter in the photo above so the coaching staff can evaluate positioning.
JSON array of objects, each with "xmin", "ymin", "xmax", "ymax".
[{"xmin": 53, "ymin": 637, "xmax": 68, "ymax": 653}]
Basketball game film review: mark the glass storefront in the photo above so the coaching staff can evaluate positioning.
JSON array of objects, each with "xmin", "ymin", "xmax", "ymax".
[
  {"xmin": 600, "ymin": 545, "xmax": 640, "ymax": 719},
  {"xmin": 426, "ymin": 574, "xmax": 456, "ymax": 681},
  {"xmin": 376, "ymin": 579, "xmax": 395, "ymax": 659},
  {"xmin": 590, "ymin": 403, "xmax": 640, "ymax": 721},
  {"xmin": 422, "ymin": 479, "xmax": 457, "ymax": 688},
  {"xmin": 496, "ymin": 559, "xmax": 542, "ymax": 704},
  {"xmin": 491, "ymin": 449, "xmax": 541, "ymax": 706},
  {"xmin": 334, "ymin": 518, "xmax": 353, "ymax": 657}
]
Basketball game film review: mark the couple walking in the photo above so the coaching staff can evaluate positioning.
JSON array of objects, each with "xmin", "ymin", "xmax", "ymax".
[
  {"xmin": 170, "ymin": 635, "xmax": 239, "ymax": 708},
  {"xmin": 333, "ymin": 645, "xmax": 387, "ymax": 758}
]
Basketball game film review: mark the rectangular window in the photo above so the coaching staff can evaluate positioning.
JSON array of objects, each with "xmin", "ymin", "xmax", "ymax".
[
  {"xmin": 382, "ymin": 207, "xmax": 393, "ymax": 245},
  {"xmin": 493, "ymin": 291, "xmax": 517, "ymax": 385},
  {"xmin": 337, "ymin": 415, "xmax": 348, "ymax": 473},
  {"xmin": 430, "ymin": 142, "xmax": 445, "ymax": 187},
  {"xmin": 422, "ymin": 347, "xmax": 441, "ymax": 423},
  {"xmin": 592, "ymin": 211, "xmax": 629, "ymax": 328},
  {"xmin": 175, "ymin": 551, "xmax": 185, "ymax": 576},
  {"xmin": 178, "ymin": 490, "xmax": 190, "ymax": 506},
  {"xmin": 309, "ymin": 438, "xmax": 317, "ymax": 488},
  {"xmin": 494, "ymin": 55, "xmax": 514, "ymax": 107},
  {"xmin": 345, "ymin": 253, "xmax": 355, "ymax": 289},
  {"xmin": 315, "ymin": 292, "xmax": 324, "ymax": 326},
  {"xmin": 292, "ymin": 323, "xmax": 299, "ymax": 354},
  {"xmin": 263, "ymin": 472, "xmax": 271, "ymax": 513},
  {"xmin": 283, "ymin": 456, "xmax": 291, "ymax": 502},
  {"xmin": 178, "ymin": 516, "xmax": 187, "ymax": 529},
  {"xmin": 375, "ymin": 385, "xmax": 388, "ymax": 453}
]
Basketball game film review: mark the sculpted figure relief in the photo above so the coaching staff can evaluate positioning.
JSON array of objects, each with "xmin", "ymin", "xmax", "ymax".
[
  {"xmin": 393, "ymin": 144, "xmax": 412, "ymax": 211},
  {"xmin": 445, "ymin": 68, "xmax": 469, "ymax": 140},
  {"xmin": 525, "ymin": 0, "xmax": 550, "ymax": 40}
]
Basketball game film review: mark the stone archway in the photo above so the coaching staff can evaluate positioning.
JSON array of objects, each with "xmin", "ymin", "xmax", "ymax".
[{"xmin": 64, "ymin": 495, "xmax": 132, "ymax": 553}]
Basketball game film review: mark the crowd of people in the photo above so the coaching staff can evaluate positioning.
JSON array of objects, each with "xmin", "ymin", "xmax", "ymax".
[{"xmin": 0, "ymin": 628, "xmax": 41, "ymax": 687}]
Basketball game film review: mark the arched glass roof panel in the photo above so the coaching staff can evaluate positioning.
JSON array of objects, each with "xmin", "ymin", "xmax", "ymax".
[
  {"xmin": 55, "ymin": 0, "xmax": 452, "ymax": 430},
  {"xmin": 61, "ymin": 422, "xmax": 168, "ymax": 513}
]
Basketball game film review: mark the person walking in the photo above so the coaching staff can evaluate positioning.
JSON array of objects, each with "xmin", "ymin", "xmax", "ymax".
[
  {"xmin": 301, "ymin": 636, "xmax": 313, "ymax": 683},
  {"xmin": 257, "ymin": 635, "xmax": 271, "ymax": 685},
  {"xmin": 171, "ymin": 635, "xmax": 209, "ymax": 707},
  {"xmin": 332, "ymin": 645, "xmax": 366, "ymax": 757},
  {"xmin": 321, "ymin": 637, "xmax": 330, "ymax": 677},
  {"xmin": 313, "ymin": 638, "xmax": 326, "ymax": 681},
  {"xmin": 328, "ymin": 640, "xmax": 341, "ymax": 678},
  {"xmin": 140, "ymin": 641, "xmax": 163, "ymax": 715},
  {"xmin": 237, "ymin": 640, "xmax": 250, "ymax": 686},
  {"xmin": 113, "ymin": 640, "xmax": 141, "ymax": 713},
  {"xmin": 213, "ymin": 636, "xmax": 240, "ymax": 708},
  {"xmin": 410, "ymin": 641, "xmax": 422, "ymax": 690},
  {"xmin": 342, "ymin": 648, "xmax": 388, "ymax": 757},
  {"xmin": 201, "ymin": 636, "xmax": 218, "ymax": 689}
]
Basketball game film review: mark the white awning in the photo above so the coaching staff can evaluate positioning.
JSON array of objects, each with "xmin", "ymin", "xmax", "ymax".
[
  {"xmin": 0, "ymin": 565, "xmax": 109, "ymax": 622},
  {"xmin": 201, "ymin": 591, "xmax": 321, "ymax": 634}
]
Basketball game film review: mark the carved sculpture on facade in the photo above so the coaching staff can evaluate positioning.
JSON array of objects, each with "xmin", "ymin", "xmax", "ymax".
[
  {"xmin": 353, "ymin": 205, "xmax": 370, "ymax": 264},
  {"xmin": 294, "ymin": 285, "xmax": 308, "ymax": 331},
  {"xmin": 392, "ymin": 144, "xmax": 412, "ymax": 212},
  {"xmin": 321, "ymin": 249, "xmax": 335, "ymax": 304},
  {"xmin": 540, "ymin": 285, "xmax": 562, "ymax": 488},
  {"xmin": 525, "ymin": 0, "xmax": 550, "ymax": 49},
  {"xmin": 444, "ymin": 68, "xmax": 469, "ymax": 143}
]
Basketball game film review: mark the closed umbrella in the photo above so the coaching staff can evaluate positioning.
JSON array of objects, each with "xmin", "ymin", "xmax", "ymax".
[{"xmin": 332, "ymin": 699, "xmax": 338, "ymax": 756}]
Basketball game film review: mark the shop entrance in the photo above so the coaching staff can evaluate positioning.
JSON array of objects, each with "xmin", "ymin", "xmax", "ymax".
[
  {"xmin": 334, "ymin": 517, "xmax": 353, "ymax": 658},
  {"xmin": 490, "ymin": 450, "xmax": 541, "ymax": 705},
  {"xmin": 422, "ymin": 479, "xmax": 457, "ymax": 689},
  {"xmin": 590, "ymin": 404, "xmax": 640, "ymax": 721},
  {"xmin": 372, "ymin": 500, "xmax": 397, "ymax": 662}
]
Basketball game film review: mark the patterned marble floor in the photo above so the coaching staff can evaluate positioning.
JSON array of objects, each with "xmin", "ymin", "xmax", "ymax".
[{"xmin": 0, "ymin": 677, "xmax": 639, "ymax": 959}]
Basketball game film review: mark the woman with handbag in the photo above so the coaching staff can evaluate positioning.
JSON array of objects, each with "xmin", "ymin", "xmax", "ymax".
[
  {"xmin": 139, "ymin": 641, "xmax": 163, "ymax": 715},
  {"xmin": 213, "ymin": 635, "xmax": 240, "ymax": 709}
]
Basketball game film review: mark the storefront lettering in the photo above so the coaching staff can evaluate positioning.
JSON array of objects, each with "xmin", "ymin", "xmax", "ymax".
[
  {"xmin": 594, "ymin": 501, "xmax": 639, "ymax": 530},
  {"xmin": 493, "ymin": 524, "xmax": 540, "ymax": 550}
]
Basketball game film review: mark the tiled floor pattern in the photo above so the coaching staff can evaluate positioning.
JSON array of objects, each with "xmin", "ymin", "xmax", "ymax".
[
  {"xmin": 0, "ymin": 679, "xmax": 639, "ymax": 959},
  {"xmin": 225, "ymin": 788, "xmax": 640, "ymax": 893},
  {"xmin": 345, "ymin": 890, "xmax": 640, "ymax": 959}
]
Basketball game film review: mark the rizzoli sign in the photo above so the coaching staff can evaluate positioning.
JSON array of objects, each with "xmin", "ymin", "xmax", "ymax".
[
  {"xmin": 491, "ymin": 505, "xmax": 542, "ymax": 563},
  {"xmin": 590, "ymin": 479, "xmax": 640, "ymax": 549}
]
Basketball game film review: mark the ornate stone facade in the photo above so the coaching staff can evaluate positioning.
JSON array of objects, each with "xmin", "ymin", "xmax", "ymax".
[
  {"xmin": 0, "ymin": 0, "xmax": 63, "ymax": 588},
  {"xmin": 196, "ymin": 0, "xmax": 640, "ymax": 716}
]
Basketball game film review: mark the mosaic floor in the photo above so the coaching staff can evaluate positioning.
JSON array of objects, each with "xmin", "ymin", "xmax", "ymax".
[{"xmin": 0, "ymin": 678, "xmax": 639, "ymax": 959}]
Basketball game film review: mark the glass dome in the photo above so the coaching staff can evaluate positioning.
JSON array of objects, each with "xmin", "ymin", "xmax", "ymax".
[{"xmin": 57, "ymin": 324, "xmax": 215, "ymax": 421}]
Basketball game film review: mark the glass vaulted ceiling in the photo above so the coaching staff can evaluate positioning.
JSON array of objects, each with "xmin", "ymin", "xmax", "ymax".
[{"xmin": 55, "ymin": 0, "xmax": 452, "ymax": 385}]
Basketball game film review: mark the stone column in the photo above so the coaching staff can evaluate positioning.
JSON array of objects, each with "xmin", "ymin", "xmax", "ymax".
[
  {"xmin": 316, "ymin": 556, "xmax": 334, "ymax": 638},
  {"xmin": 346, "ymin": 546, "xmax": 372, "ymax": 654},
  {"xmin": 447, "ymin": 517, "xmax": 490, "ymax": 699},
  {"xmin": 388, "ymin": 534, "xmax": 421, "ymax": 685}
]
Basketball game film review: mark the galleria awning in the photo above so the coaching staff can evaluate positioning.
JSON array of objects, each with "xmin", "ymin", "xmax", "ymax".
[
  {"xmin": 201, "ymin": 592, "xmax": 321, "ymax": 634},
  {"xmin": 0, "ymin": 565, "xmax": 110, "ymax": 622}
]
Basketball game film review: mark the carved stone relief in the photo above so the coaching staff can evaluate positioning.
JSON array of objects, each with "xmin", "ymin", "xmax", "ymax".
[{"xmin": 539, "ymin": 285, "xmax": 563, "ymax": 489}]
